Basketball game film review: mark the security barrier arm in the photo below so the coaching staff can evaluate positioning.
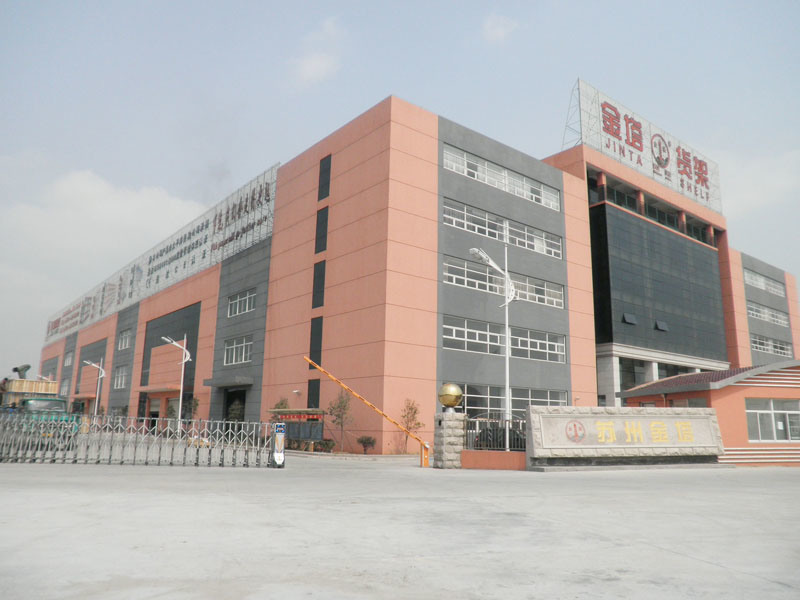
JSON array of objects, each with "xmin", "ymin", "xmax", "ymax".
[{"xmin": 304, "ymin": 357, "xmax": 430, "ymax": 467}]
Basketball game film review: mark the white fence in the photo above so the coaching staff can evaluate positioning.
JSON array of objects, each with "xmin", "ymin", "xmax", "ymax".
[{"xmin": 0, "ymin": 414, "xmax": 279, "ymax": 468}]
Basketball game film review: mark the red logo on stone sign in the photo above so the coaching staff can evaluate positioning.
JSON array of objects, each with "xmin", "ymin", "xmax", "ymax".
[{"xmin": 565, "ymin": 420, "xmax": 586, "ymax": 443}]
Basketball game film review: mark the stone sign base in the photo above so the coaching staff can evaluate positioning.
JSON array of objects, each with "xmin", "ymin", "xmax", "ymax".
[{"xmin": 434, "ymin": 412, "xmax": 465, "ymax": 469}]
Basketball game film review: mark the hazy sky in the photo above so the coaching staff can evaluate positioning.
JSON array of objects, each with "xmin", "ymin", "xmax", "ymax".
[{"xmin": 1, "ymin": 0, "xmax": 798, "ymax": 377}]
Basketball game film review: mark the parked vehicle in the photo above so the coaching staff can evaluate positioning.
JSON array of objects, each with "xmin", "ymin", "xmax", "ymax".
[{"xmin": 19, "ymin": 398, "xmax": 69, "ymax": 415}]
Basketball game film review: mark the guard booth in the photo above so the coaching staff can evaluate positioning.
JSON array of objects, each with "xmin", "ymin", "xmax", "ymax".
[{"xmin": 266, "ymin": 409, "xmax": 324, "ymax": 449}]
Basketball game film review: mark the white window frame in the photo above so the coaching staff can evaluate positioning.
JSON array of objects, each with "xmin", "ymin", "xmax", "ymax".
[
  {"xmin": 743, "ymin": 269, "xmax": 786, "ymax": 297},
  {"xmin": 113, "ymin": 365, "xmax": 128, "ymax": 390},
  {"xmin": 455, "ymin": 383, "xmax": 567, "ymax": 419},
  {"xmin": 443, "ymin": 199, "xmax": 562, "ymax": 259},
  {"xmin": 750, "ymin": 334, "xmax": 793, "ymax": 358},
  {"xmin": 117, "ymin": 329, "xmax": 132, "ymax": 350},
  {"xmin": 443, "ymin": 145, "xmax": 561, "ymax": 211},
  {"xmin": 746, "ymin": 301, "xmax": 789, "ymax": 327},
  {"xmin": 443, "ymin": 257, "xmax": 564, "ymax": 309},
  {"xmin": 224, "ymin": 335, "xmax": 253, "ymax": 365},
  {"xmin": 63, "ymin": 352, "xmax": 73, "ymax": 368},
  {"xmin": 228, "ymin": 289, "xmax": 257, "ymax": 318},
  {"xmin": 746, "ymin": 399, "xmax": 800, "ymax": 442},
  {"xmin": 442, "ymin": 316, "xmax": 565, "ymax": 363},
  {"xmin": 59, "ymin": 380, "xmax": 69, "ymax": 398}
]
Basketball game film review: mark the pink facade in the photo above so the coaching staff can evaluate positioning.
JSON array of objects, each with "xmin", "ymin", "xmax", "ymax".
[{"xmin": 264, "ymin": 97, "xmax": 439, "ymax": 453}]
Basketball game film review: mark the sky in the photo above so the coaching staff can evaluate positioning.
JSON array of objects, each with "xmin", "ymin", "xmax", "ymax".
[{"xmin": 1, "ymin": 0, "xmax": 799, "ymax": 377}]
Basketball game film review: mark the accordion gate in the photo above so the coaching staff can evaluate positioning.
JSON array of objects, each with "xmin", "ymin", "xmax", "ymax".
[{"xmin": 0, "ymin": 415, "xmax": 277, "ymax": 468}]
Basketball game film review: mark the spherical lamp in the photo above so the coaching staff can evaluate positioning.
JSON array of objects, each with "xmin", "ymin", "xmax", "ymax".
[{"xmin": 438, "ymin": 383, "xmax": 463, "ymax": 413}]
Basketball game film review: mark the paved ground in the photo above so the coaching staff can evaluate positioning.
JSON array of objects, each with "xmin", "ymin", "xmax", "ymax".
[{"xmin": 0, "ymin": 455, "xmax": 798, "ymax": 600}]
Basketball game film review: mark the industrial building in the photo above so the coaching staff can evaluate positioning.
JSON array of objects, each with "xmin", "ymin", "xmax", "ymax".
[{"xmin": 35, "ymin": 82, "xmax": 800, "ymax": 456}]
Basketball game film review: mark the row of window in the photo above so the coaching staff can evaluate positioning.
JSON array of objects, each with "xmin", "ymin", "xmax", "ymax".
[
  {"xmin": 59, "ymin": 333, "xmax": 252, "ymax": 396},
  {"xmin": 443, "ymin": 199, "xmax": 563, "ymax": 259},
  {"xmin": 744, "ymin": 269, "xmax": 786, "ymax": 297},
  {"xmin": 750, "ymin": 334, "xmax": 793, "ymax": 358},
  {"xmin": 600, "ymin": 178, "xmax": 715, "ymax": 247},
  {"xmin": 747, "ymin": 301, "xmax": 790, "ymax": 327},
  {"xmin": 454, "ymin": 383, "xmax": 567, "ymax": 419},
  {"xmin": 443, "ymin": 145, "xmax": 561, "ymax": 211},
  {"xmin": 224, "ymin": 335, "xmax": 253, "ymax": 365},
  {"xmin": 442, "ymin": 315, "xmax": 566, "ymax": 363},
  {"xmin": 443, "ymin": 257, "xmax": 564, "ymax": 309},
  {"xmin": 746, "ymin": 398, "xmax": 800, "ymax": 442},
  {"xmin": 228, "ymin": 289, "xmax": 256, "ymax": 317}
]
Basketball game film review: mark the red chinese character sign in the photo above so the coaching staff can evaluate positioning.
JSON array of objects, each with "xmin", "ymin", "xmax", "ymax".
[{"xmin": 576, "ymin": 80, "xmax": 721, "ymax": 213}]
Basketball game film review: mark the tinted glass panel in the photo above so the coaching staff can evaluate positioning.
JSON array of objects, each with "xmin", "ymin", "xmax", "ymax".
[
  {"xmin": 309, "ymin": 317, "xmax": 323, "ymax": 368},
  {"xmin": 307, "ymin": 379, "xmax": 320, "ymax": 409},
  {"xmin": 312, "ymin": 261, "xmax": 326, "ymax": 308},
  {"xmin": 318, "ymin": 154, "xmax": 331, "ymax": 201},
  {"xmin": 315, "ymin": 207, "xmax": 329, "ymax": 254}
]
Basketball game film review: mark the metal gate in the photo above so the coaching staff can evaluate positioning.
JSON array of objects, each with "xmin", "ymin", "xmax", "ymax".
[{"xmin": 0, "ymin": 414, "xmax": 279, "ymax": 468}]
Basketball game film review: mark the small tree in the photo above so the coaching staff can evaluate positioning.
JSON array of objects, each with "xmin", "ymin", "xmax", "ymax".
[
  {"xmin": 400, "ymin": 398, "xmax": 424, "ymax": 453},
  {"xmin": 271, "ymin": 397, "xmax": 289, "ymax": 422},
  {"xmin": 357, "ymin": 435, "xmax": 376, "ymax": 454},
  {"xmin": 327, "ymin": 390, "xmax": 352, "ymax": 452}
]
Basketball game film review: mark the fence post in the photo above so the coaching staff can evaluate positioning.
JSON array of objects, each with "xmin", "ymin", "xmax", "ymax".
[{"xmin": 433, "ymin": 413, "xmax": 465, "ymax": 469}]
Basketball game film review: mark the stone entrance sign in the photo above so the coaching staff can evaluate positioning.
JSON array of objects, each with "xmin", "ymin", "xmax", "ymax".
[{"xmin": 526, "ymin": 407, "xmax": 724, "ymax": 467}]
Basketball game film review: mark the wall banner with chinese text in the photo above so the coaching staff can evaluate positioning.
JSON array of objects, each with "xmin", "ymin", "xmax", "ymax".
[{"xmin": 45, "ymin": 164, "xmax": 279, "ymax": 343}]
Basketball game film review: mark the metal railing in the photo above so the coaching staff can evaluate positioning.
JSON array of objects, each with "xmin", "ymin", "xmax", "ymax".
[
  {"xmin": 464, "ymin": 413, "xmax": 527, "ymax": 452},
  {"xmin": 0, "ymin": 414, "xmax": 278, "ymax": 467}
]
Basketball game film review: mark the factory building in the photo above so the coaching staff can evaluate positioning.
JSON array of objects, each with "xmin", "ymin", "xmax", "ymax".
[{"xmin": 36, "ymin": 82, "xmax": 800, "ymax": 454}]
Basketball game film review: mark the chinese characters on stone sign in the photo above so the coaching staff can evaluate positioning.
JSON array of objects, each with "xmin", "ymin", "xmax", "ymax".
[{"xmin": 589, "ymin": 420, "xmax": 695, "ymax": 444}]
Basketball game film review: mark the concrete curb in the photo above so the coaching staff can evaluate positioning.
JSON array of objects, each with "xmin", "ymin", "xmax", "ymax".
[{"xmin": 285, "ymin": 450, "xmax": 418, "ymax": 462}]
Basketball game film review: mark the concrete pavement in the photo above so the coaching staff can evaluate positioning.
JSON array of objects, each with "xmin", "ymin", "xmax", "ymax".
[{"xmin": 0, "ymin": 455, "xmax": 798, "ymax": 599}]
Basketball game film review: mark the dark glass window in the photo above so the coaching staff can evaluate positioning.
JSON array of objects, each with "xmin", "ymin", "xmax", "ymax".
[
  {"xmin": 312, "ymin": 261, "xmax": 326, "ymax": 308},
  {"xmin": 307, "ymin": 379, "xmax": 320, "ymax": 409},
  {"xmin": 315, "ymin": 207, "xmax": 329, "ymax": 254},
  {"xmin": 309, "ymin": 317, "xmax": 323, "ymax": 368},
  {"xmin": 318, "ymin": 154, "xmax": 331, "ymax": 201}
]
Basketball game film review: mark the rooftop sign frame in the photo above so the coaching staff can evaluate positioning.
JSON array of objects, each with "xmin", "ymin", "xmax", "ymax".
[{"xmin": 565, "ymin": 80, "xmax": 722, "ymax": 214}]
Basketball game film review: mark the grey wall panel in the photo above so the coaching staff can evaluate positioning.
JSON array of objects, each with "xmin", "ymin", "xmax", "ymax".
[
  {"xmin": 76, "ymin": 339, "xmax": 108, "ymax": 398},
  {"xmin": 741, "ymin": 253, "xmax": 791, "ymax": 313},
  {"xmin": 108, "ymin": 303, "xmax": 140, "ymax": 412},
  {"xmin": 437, "ymin": 117, "xmax": 572, "ymax": 402},
  {"xmin": 439, "ymin": 118, "xmax": 564, "ymax": 191},
  {"xmin": 750, "ymin": 349, "xmax": 782, "ymax": 367},
  {"xmin": 40, "ymin": 357, "xmax": 59, "ymax": 381},
  {"xmin": 60, "ymin": 332, "xmax": 78, "ymax": 398},
  {"xmin": 741, "ymin": 253, "xmax": 789, "ymax": 285},
  {"xmin": 208, "ymin": 237, "xmax": 271, "ymax": 422},
  {"xmin": 141, "ymin": 304, "xmax": 201, "ymax": 394},
  {"xmin": 747, "ymin": 318, "xmax": 793, "ymax": 344},
  {"xmin": 740, "ymin": 253, "xmax": 794, "ymax": 366}
]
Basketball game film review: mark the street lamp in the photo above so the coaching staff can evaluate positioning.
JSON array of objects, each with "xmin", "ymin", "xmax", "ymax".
[
  {"xmin": 469, "ymin": 244, "xmax": 518, "ymax": 451},
  {"xmin": 162, "ymin": 335, "xmax": 191, "ymax": 425},
  {"xmin": 82, "ymin": 359, "xmax": 105, "ymax": 417}
]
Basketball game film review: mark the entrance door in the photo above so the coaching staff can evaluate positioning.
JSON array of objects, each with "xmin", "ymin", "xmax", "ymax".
[{"xmin": 223, "ymin": 389, "xmax": 246, "ymax": 423}]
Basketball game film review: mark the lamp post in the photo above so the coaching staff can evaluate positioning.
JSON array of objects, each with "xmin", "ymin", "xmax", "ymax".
[
  {"xmin": 82, "ymin": 359, "xmax": 105, "ymax": 417},
  {"xmin": 469, "ymin": 242, "xmax": 517, "ymax": 452},
  {"xmin": 162, "ymin": 335, "xmax": 191, "ymax": 426}
]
